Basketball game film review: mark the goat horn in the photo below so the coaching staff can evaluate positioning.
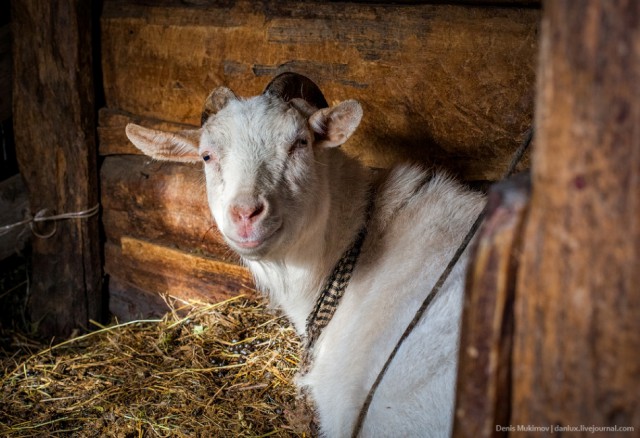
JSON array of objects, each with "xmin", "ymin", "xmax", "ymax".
[
  {"xmin": 263, "ymin": 72, "xmax": 329, "ymax": 109},
  {"xmin": 201, "ymin": 86, "xmax": 238, "ymax": 126}
]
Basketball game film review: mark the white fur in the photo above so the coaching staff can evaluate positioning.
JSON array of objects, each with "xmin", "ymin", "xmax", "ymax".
[
  {"xmin": 202, "ymin": 95, "xmax": 485, "ymax": 437},
  {"xmin": 127, "ymin": 91, "xmax": 486, "ymax": 437}
]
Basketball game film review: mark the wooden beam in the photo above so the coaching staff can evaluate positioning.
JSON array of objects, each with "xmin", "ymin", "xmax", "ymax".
[
  {"xmin": 12, "ymin": 1, "xmax": 103, "ymax": 337},
  {"xmin": 101, "ymin": 0, "xmax": 538, "ymax": 181},
  {"xmin": 98, "ymin": 108, "xmax": 195, "ymax": 157},
  {"xmin": 105, "ymin": 238, "xmax": 254, "ymax": 308},
  {"xmin": 512, "ymin": 0, "xmax": 640, "ymax": 431},
  {"xmin": 100, "ymin": 155, "xmax": 238, "ymax": 264},
  {"xmin": 453, "ymin": 174, "xmax": 529, "ymax": 438}
]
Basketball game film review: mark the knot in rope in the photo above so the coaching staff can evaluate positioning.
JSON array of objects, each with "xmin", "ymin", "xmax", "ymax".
[{"xmin": 0, "ymin": 204, "xmax": 100, "ymax": 239}]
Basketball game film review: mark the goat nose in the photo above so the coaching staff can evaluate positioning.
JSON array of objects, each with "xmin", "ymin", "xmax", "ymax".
[{"xmin": 230, "ymin": 200, "xmax": 266, "ymax": 225}]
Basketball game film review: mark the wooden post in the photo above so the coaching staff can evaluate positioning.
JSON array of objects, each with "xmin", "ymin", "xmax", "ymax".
[
  {"xmin": 454, "ymin": 174, "xmax": 530, "ymax": 438},
  {"xmin": 12, "ymin": 1, "xmax": 103, "ymax": 337},
  {"xmin": 513, "ymin": 0, "xmax": 640, "ymax": 432}
]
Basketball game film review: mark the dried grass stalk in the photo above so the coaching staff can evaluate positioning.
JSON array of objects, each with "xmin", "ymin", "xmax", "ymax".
[{"xmin": 0, "ymin": 295, "xmax": 312, "ymax": 437}]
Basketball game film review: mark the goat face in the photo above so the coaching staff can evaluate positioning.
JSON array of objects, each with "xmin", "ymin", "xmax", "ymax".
[
  {"xmin": 125, "ymin": 73, "xmax": 362, "ymax": 260},
  {"xmin": 200, "ymin": 93, "xmax": 318, "ymax": 259}
]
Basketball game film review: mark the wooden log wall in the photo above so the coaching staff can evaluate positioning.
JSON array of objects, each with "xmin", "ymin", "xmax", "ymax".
[
  {"xmin": 100, "ymin": 0, "xmax": 538, "ymax": 180},
  {"xmin": 99, "ymin": 0, "xmax": 540, "ymax": 319},
  {"xmin": 100, "ymin": 155, "xmax": 254, "ymax": 318}
]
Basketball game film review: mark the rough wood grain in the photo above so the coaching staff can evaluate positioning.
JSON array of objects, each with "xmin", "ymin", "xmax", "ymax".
[
  {"xmin": 98, "ymin": 108, "xmax": 195, "ymax": 156},
  {"xmin": 100, "ymin": 155, "xmax": 238, "ymax": 264},
  {"xmin": 513, "ymin": 0, "xmax": 640, "ymax": 431},
  {"xmin": 453, "ymin": 173, "xmax": 530, "ymax": 438},
  {"xmin": 101, "ymin": 0, "xmax": 538, "ymax": 181},
  {"xmin": 12, "ymin": 0, "xmax": 103, "ymax": 337},
  {"xmin": 105, "ymin": 238, "xmax": 254, "ymax": 305}
]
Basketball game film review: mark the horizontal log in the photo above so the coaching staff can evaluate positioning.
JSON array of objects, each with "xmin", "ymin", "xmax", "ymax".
[
  {"xmin": 105, "ymin": 237, "xmax": 255, "ymax": 305},
  {"xmin": 102, "ymin": 209, "xmax": 238, "ymax": 264},
  {"xmin": 100, "ymin": 155, "xmax": 239, "ymax": 264},
  {"xmin": 100, "ymin": 154, "xmax": 205, "ymax": 215},
  {"xmin": 98, "ymin": 107, "xmax": 194, "ymax": 156},
  {"xmin": 101, "ymin": 0, "xmax": 538, "ymax": 181}
]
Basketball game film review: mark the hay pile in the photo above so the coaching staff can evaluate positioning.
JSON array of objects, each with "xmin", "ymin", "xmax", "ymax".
[{"xmin": 0, "ymin": 296, "xmax": 310, "ymax": 437}]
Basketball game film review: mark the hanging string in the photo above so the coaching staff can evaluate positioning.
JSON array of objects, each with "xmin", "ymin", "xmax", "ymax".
[{"xmin": 0, "ymin": 204, "xmax": 100, "ymax": 239}]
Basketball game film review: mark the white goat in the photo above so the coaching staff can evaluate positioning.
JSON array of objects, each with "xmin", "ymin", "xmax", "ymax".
[{"xmin": 125, "ymin": 73, "xmax": 485, "ymax": 437}]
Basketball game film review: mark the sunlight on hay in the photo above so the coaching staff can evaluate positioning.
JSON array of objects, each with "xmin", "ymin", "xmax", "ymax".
[{"xmin": 0, "ymin": 295, "xmax": 311, "ymax": 437}]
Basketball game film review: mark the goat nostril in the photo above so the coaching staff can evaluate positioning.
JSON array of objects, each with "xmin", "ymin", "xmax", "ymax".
[
  {"xmin": 231, "ymin": 202, "xmax": 266, "ymax": 224},
  {"xmin": 250, "ymin": 203, "xmax": 265, "ymax": 220}
]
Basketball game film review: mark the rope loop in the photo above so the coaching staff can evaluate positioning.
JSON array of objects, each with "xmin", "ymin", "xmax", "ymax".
[
  {"xmin": 30, "ymin": 209, "xmax": 57, "ymax": 239},
  {"xmin": 0, "ymin": 204, "xmax": 100, "ymax": 239}
]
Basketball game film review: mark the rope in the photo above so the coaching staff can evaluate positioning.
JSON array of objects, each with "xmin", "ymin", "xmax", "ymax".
[
  {"xmin": 351, "ymin": 128, "xmax": 533, "ymax": 438},
  {"xmin": 0, "ymin": 204, "xmax": 100, "ymax": 239},
  {"xmin": 305, "ymin": 223, "xmax": 368, "ymax": 351}
]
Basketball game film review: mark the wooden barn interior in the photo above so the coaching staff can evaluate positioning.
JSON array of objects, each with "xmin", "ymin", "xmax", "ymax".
[{"xmin": 1, "ymin": 0, "xmax": 638, "ymax": 436}]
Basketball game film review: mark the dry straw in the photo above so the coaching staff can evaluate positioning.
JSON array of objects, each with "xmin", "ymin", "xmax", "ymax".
[{"xmin": 0, "ymin": 295, "xmax": 311, "ymax": 437}]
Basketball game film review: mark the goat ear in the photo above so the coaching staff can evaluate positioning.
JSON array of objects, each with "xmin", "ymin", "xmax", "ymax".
[
  {"xmin": 125, "ymin": 124, "xmax": 202, "ymax": 163},
  {"xmin": 309, "ymin": 100, "xmax": 362, "ymax": 148},
  {"xmin": 201, "ymin": 86, "xmax": 237, "ymax": 125}
]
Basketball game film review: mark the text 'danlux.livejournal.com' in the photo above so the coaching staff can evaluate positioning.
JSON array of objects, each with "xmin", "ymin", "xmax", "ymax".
[{"xmin": 496, "ymin": 424, "xmax": 635, "ymax": 434}]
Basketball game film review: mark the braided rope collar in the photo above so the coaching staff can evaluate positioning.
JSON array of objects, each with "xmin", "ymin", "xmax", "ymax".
[
  {"xmin": 304, "ymin": 225, "xmax": 368, "ymax": 351},
  {"xmin": 304, "ymin": 188, "xmax": 376, "ymax": 354},
  {"xmin": 296, "ymin": 222, "xmax": 369, "ymax": 432}
]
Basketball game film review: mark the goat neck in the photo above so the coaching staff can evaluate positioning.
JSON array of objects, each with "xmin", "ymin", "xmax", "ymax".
[{"xmin": 246, "ymin": 149, "xmax": 374, "ymax": 335}]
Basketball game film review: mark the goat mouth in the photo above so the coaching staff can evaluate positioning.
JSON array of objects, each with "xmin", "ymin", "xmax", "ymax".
[
  {"xmin": 227, "ymin": 224, "xmax": 282, "ymax": 255},
  {"xmin": 234, "ymin": 239, "xmax": 263, "ymax": 249}
]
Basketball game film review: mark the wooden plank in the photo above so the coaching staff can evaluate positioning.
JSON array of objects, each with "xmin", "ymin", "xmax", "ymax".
[
  {"xmin": 100, "ymin": 155, "xmax": 239, "ymax": 264},
  {"xmin": 453, "ymin": 173, "xmax": 530, "ymax": 438},
  {"xmin": 12, "ymin": 1, "xmax": 103, "ymax": 337},
  {"xmin": 101, "ymin": 0, "xmax": 538, "ymax": 181},
  {"xmin": 0, "ymin": 25, "xmax": 11, "ymax": 122},
  {"xmin": 105, "ymin": 238, "xmax": 254, "ymax": 305},
  {"xmin": 98, "ymin": 107, "xmax": 194, "ymax": 156},
  {"xmin": 512, "ymin": 0, "xmax": 640, "ymax": 431},
  {"xmin": 102, "ymin": 209, "xmax": 238, "ymax": 264},
  {"xmin": 0, "ymin": 174, "xmax": 30, "ymax": 261}
]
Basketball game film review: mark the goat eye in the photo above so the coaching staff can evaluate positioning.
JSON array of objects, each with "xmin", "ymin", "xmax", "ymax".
[
  {"xmin": 202, "ymin": 153, "xmax": 211, "ymax": 162},
  {"xmin": 289, "ymin": 138, "xmax": 308, "ymax": 155}
]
